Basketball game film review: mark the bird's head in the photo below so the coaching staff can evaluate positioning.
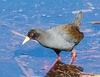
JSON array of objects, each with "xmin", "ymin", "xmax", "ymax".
[{"xmin": 22, "ymin": 28, "xmax": 40, "ymax": 45}]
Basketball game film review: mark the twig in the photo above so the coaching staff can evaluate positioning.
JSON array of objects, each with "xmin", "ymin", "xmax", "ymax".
[{"xmin": 90, "ymin": 21, "xmax": 100, "ymax": 24}]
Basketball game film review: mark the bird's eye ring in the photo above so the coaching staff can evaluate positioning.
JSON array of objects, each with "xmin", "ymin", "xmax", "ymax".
[{"xmin": 30, "ymin": 33, "xmax": 34, "ymax": 37}]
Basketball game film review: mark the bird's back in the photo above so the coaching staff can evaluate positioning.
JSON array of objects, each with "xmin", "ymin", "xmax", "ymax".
[
  {"xmin": 44, "ymin": 24, "xmax": 83, "ymax": 51},
  {"xmin": 38, "ymin": 11, "xmax": 84, "ymax": 51}
]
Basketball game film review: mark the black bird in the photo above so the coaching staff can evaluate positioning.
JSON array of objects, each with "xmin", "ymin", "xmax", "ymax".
[{"xmin": 22, "ymin": 11, "xmax": 84, "ymax": 64}]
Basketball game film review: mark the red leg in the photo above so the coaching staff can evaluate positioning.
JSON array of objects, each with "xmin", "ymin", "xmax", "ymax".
[
  {"xmin": 70, "ymin": 49, "xmax": 76, "ymax": 64},
  {"xmin": 57, "ymin": 54, "xmax": 61, "ymax": 61},
  {"xmin": 51, "ymin": 54, "xmax": 61, "ymax": 68},
  {"xmin": 54, "ymin": 55, "xmax": 61, "ymax": 64}
]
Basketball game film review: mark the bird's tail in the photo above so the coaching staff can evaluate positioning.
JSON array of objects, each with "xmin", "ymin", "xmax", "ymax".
[{"xmin": 72, "ymin": 11, "xmax": 82, "ymax": 29}]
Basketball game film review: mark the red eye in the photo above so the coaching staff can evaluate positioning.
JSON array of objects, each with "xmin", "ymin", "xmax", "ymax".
[{"xmin": 30, "ymin": 33, "xmax": 34, "ymax": 37}]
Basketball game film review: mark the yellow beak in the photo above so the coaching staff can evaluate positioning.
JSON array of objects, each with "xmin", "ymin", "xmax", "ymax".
[{"xmin": 22, "ymin": 36, "xmax": 30, "ymax": 45}]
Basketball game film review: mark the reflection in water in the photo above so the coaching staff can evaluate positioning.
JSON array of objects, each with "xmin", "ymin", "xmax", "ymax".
[{"xmin": 45, "ymin": 60, "xmax": 83, "ymax": 77}]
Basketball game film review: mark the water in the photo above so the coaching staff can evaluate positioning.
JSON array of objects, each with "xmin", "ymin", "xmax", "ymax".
[{"xmin": 0, "ymin": 0, "xmax": 100, "ymax": 77}]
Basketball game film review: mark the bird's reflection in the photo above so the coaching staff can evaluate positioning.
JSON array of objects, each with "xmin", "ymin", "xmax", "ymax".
[{"xmin": 45, "ymin": 60, "xmax": 83, "ymax": 77}]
